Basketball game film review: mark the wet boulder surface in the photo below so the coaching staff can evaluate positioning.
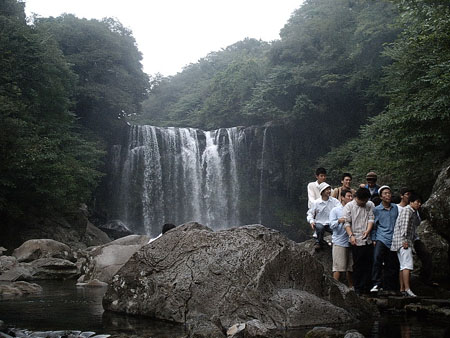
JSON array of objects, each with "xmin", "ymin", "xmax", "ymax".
[{"xmin": 103, "ymin": 223, "xmax": 374, "ymax": 332}]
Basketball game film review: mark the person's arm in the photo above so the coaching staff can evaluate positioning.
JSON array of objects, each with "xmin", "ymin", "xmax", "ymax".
[
  {"xmin": 398, "ymin": 209, "xmax": 411, "ymax": 248},
  {"xmin": 306, "ymin": 203, "xmax": 316, "ymax": 229},
  {"xmin": 307, "ymin": 183, "xmax": 316, "ymax": 207},
  {"xmin": 329, "ymin": 208, "xmax": 339, "ymax": 230},
  {"xmin": 363, "ymin": 203, "xmax": 375, "ymax": 239},
  {"xmin": 343, "ymin": 204, "xmax": 356, "ymax": 245}
]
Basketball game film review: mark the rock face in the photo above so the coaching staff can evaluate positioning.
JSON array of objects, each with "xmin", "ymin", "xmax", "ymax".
[
  {"xmin": 78, "ymin": 235, "xmax": 150, "ymax": 283},
  {"xmin": 421, "ymin": 163, "xmax": 450, "ymax": 279},
  {"xmin": 12, "ymin": 239, "xmax": 75, "ymax": 263},
  {"xmin": 103, "ymin": 223, "xmax": 374, "ymax": 333}
]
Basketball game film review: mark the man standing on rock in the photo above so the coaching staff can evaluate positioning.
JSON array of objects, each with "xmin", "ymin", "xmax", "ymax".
[
  {"xmin": 307, "ymin": 182, "xmax": 340, "ymax": 251},
  {"xmin": 329, "ymin": 189, "xmax": 354, "ymax": 288},
  {"xmin": 370, "ymin": 186, "xmax": 399, "ymax": 294},
  {"xmin": 343, "ymin": 188, "xmax": 375, "ymax": 295},
  {"xmin": 307, "ymin": 167, "xmax": 327, "ymax": 209},
  {"xmin": 391, "ymin": 193, "xmax": 423, "ymax": 297}
]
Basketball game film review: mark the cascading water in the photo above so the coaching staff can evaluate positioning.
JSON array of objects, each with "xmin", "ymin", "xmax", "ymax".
[{"xmin": 109, "ymin": 125, "xmax": 253, "ymax": 235}]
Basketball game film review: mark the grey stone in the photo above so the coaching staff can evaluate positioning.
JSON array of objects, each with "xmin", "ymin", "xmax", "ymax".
[
  {"xmin": 103, "ymin": 223, "xmax": 375, "ymax": 331},
  {"xmin": 78, "ymin": 235, "xmax": 150, "ymax": 283},
  {"xmin": 344, "ymin": 330, "xmax": 365, "ymax": 338},
  {"xmin": 0, "ymin": 256, "xmax": 18, "ymax": 273},
  {"xmin": 12, "ymin": 239, "xmax": 75, "ymax": 263},
  {"xmin": 305, "ymin": 326, "xmax": 344, "ymax": 338}
]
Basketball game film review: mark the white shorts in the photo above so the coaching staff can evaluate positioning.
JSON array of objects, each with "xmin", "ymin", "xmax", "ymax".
[
  {"xmin": 397, "ymin": 247, "xmax": 413, "ymax": 270},
  {"xmin": 332, "ymin": 245, "xmax": 353, "ymax": 272}
]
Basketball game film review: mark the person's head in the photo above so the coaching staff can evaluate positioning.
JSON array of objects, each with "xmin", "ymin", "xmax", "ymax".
[
  {"xmin": 409, "ymin": 194, "xmax": 422, "ymax": 210},
  {"xmin": 319, "ymin": 182, "xmax": 331, "ymax": 199},
  {"xmin": 399, "ymin": 187, "xmax": 413, "ymax": 204},
  {"xmin": 355, "ymin": 187, "xmax": 371, "ymax": 207},
  {"xmin": 340, "ymin": 188, "xmax": 353, "ymax": 205},
  {"xmin": 341, "ymin": 173, "xmax": 352, "ymax": 188},
  {"xmin": 162, "ymin": 223, "xmax": 176, "ymax": 234},
  {"xmin": 315, "ymin": 167, "xmax": 327, "ymax": 183},
  {"xmin": 365, "ymin": 171, "xmax": 377, "ymax": 188},
  {"xmin": 378, "ymin": 185, "xmax": 392, "ymax": 205}
]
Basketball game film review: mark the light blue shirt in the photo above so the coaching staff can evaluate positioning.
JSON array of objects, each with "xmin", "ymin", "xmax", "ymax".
[
  {"xmin": 329, "ymin": 204, "xmax": 349, "ymax": 247},
  {"xmin": 373, "ymin": 203, "xmax": 398, "ymax": 247}
]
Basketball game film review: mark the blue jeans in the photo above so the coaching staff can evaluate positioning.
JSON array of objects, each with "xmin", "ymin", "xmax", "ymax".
[
  {"xmin": 372, "ymin": 241, "xmax": 399, "ymax": 291},
  {"xmin": 315, "ymin": 223, "xmax": 332, "ymax": 246}
]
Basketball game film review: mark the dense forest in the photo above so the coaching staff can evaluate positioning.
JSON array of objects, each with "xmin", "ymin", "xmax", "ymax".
[{"xmin": 1, "ymin": 0, "xmax": 449, "ymax": 240}]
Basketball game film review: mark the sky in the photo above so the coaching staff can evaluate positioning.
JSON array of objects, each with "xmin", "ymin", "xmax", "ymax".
[{"xmin": 24, "ymin": 0, "xmax": 303, "ymax": 76}]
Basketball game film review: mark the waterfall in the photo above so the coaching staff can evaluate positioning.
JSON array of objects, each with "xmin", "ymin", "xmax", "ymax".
[
  {"xmin": 110, "ymin": 125, "xmax": 248, "ymax": 235},
  {"xmin": 258, "ymin": 127, "xmax": 268, "ymax": 224}
]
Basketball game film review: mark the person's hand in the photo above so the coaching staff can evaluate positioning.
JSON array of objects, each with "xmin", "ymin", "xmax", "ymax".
[
  {"xmin": 338, "ymin": 217, "xmax": 345, "ymax": 223},
  {"xmin": 362, "ymin": 230, "xmax": 370, "ymax": 239},
  {"xmin": 402, "ymin": 241, "xmax": 408, "ymax": 249},
  {"xmin": 350, "ymin": 235, "xmax": 357, "ymax": 246},
  {"xmin": 373, "ymin": 241, "xmax": 377, "ymax": 247},
  {"xmin": 359, "ymin": 183, "xmax": 365, "ymax": 188},
  {"xmin": 310, "ymin": 222, "xmax": 316, "ymax": 230}
]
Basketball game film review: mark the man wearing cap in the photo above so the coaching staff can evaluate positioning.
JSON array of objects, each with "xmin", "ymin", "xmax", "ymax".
[
  {"xmin": 370, "ymin": 185, "xmax": 399, "ymax": 294},
  {"xmin": 307, "ymin": 182, "xmax": 340, "ymax": 251},
  {"xmin": 343, "ymin": 187, "xmax": 375, "ymax": 295},
  {"xmin": 360, "ymin": 171, "xmax": 380, "ymax": 205}
]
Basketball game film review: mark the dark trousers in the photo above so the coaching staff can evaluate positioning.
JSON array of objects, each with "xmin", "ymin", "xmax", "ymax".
[
  {"xmin": 372, "ymin": 241, "xmax": 400, "ymax": 291},
  {"xmin": 414, "ymin": 239, "xmax": 433, "ymax": 283},
  {"xmin": 315, "ymin": 223, "xmax": 331, "ymax": 245},
  {"xmin": 351, "ymin": 243, "xmax": 373, "ymax": 293}
]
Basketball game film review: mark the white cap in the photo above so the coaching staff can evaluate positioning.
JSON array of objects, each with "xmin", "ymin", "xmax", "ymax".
[
  {"xmin": 378, "ymin": 185, "xmax": 391, "ymax": 195},
  {"xmin": 319, "ymin": 182, "xmax": 331, "ymax": 195}
]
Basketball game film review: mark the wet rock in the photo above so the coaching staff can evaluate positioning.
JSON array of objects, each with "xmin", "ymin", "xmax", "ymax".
[
  {"xmin": 12, "ymin": 239, "xmax": 75, "ymax": 263},
  {"xmin": 0, "ymin": 247, "xmax": 7, "ymax": 256},
  {"xmin": 78, "ymin": 235, "xmax": 150, "ymax": 284},
  {"xmin": 29, "ymin": 257, "xmax": 79, "ymax": 280},
  {"xmin": 83, "ymin": 222, "xmax": 112, "ymax": 248},
  {"xmin": 98, "ymin": 220, "xmax": 133, "ymax": 240},
  {"xmin": 405, "ymin": 303, "xmax": 450, "ymax": 318},
  {"xmin": 344, "ymin": 330, "xmax": 365, "ymax": 338},
  {"xmin": 77, "ymin": 279, "xmax": 108, "ymax": 288},
  {"xmin": 304, "ymin": 327, "xmax": 345, "ymax": 338},
  {"xmin": 0, "ymin": 328, "xmax": 111, "ymax": 338},
  {"xmin": 0, "ymin": 281, "xmax": 42, "ymax": 297},
  {"xmin": 103, "ymin": 223, "xmax": 375, "ymax": 331},
  {"xmin": 0, "ymin": 256, "xmax": 18, "ymax": 273}
]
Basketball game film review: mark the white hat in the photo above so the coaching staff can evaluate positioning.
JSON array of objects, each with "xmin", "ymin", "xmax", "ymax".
[
  {"xmin": 319, "ymin": 182, "xmax": 331, "ymax": 195},
  {"xmin": 378, "ymin": 185, "xmax": 391, "ymax": 195}
]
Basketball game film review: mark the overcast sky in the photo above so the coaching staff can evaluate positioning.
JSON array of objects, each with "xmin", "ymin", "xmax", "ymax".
[{"xmin": 24, "ymin": 0, "xmax": 303, "ymax": 76}]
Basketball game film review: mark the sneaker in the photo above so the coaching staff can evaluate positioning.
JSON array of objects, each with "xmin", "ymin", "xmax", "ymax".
[
  {"xmin": 370, "ymin": 285, "xmax": 380, "ymax": 293},
  {"xmin": 313, "ymin": 231, "xmax": 318, "ymax": 238},
  {"xmin": 349, "ymin": 286, "xmax": 355, "ymax": 291},
  {"xmin": 405, "ymin": 289, "xmax": 417, "ymax": 297}
]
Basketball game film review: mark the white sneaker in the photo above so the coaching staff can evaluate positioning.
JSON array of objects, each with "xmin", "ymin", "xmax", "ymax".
[
  {"xmin": 313, "ymin": 231, "xmax": 317, "ymax": 238},
  {"xmin": 370, "ymin": 285, "xmax": 380, "ymax": 293},
  {"xmin": 405, "ymin": 289, "xmax": 417, "ymax": 297}
]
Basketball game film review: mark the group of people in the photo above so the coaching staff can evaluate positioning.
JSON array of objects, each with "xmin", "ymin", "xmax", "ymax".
[{"xmin": 306, "ymin": 167, "xmax": 434, "ymax": 297}]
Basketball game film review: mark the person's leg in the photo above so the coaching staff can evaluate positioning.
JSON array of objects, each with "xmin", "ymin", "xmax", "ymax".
[
  {"xmin": 371, "ymin": 241, "xmax": 384, "ymax": 289},
  {"xmin": 315, "ymin": 223, "xmax": 325, "ymax": 246},
  {"xmin": 384, "ymin": 248, "xmax": 400, "ymax": 291},
  {"xmin": 351, "ymin": 245, "xmax": 364, "ymax": 294},
  {"xmin": 362, "ymin": 244, "xmax": 374, "ymax": 293},
  {"xmin": 402, "ymin": 269, "xmax": 411, "ymax": 290},
  {"xmin": 346, "ymin": 247, "xmax": 354, "ymax": 288},
  {"xmin": 333, "ymin": 271, "xmax": 340, "ymax": 281}
]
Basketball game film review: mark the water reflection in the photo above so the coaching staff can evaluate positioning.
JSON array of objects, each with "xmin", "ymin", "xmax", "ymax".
[{"xmin": 1, "ymin": 280, "xmax": 449, "ymax": 337}]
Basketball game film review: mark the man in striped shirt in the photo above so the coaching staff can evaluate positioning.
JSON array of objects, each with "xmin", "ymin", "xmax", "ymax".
[{"xmin": 343, "ymin": 188, "xmax": 375, "ymax": 295}]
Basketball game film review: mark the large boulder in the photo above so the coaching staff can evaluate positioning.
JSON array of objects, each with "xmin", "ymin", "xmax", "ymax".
[
  {"xmin": 98, "ymin": 219, "xmax": 134, "ymax": 240},
  {"xmin": 421, "ymin": 163, "xmax": 450, "ymax": 279},
  {"xmin": 103, "ymin": 223, "xmax": 375, "ymax": 334},
  {"xmin": 12, "ymin": 239, "xmax": 75, "ymax": 263},
  {"xmin": 78, "ymin": 234, "xmax": 151, "ymax": 283}
]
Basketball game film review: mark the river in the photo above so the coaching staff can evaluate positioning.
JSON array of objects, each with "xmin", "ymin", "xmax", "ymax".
[{"xmin": 0, "ymin": 280, "xmax": 449, "ymax": 337}]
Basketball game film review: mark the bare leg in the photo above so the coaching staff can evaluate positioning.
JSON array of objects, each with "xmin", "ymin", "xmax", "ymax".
[
  {"xmin": 402, "ymin": 269, "xmax": 411, "ymax": 291},
  {"xmin": 346, "ymin": 271, "xmax": 353, "ymax": 288},
  {"xmin": 399, "ymin": 271, "xmax": 404, "ymax": 291},
  {"xmin": 333, "ymin": 271, "xmax": 340, "ymax": 281}
]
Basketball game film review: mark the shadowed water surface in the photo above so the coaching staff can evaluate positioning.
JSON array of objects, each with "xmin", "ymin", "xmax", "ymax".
[{"xmin": 0, "ymin": 280, "xmax": 449, "ymax": 337}]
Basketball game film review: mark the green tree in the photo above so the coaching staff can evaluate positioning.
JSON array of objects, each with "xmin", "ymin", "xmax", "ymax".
[
  {"xmin": 0, "ymin": 0, "xmax": 104, "ymax": 224},
  {"xmin": 35, "ymin": 15, "xmax": 150, "ymax": 138}
]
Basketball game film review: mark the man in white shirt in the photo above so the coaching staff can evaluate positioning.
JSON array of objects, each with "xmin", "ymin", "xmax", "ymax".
[
  {"xmin": 307, "ymin": 182, "xmax": 340, "ymax": 251},
  {"xmin": 307, "ymin": 167, "xmax": 327, "ymax": 209}
]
